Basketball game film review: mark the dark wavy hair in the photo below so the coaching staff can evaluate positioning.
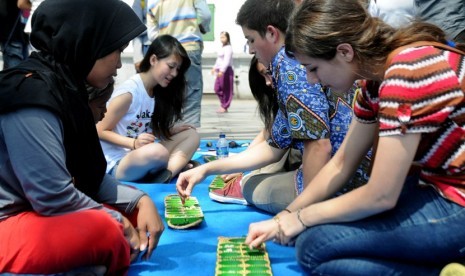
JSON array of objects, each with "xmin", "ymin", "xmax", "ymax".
[
  {"xmin": 139, "ymin": 35, "xmax": 191, "ymax": 140},
  {"xmin": 249, "ymin": 56, "xmax": 278, "ymax": 133}
]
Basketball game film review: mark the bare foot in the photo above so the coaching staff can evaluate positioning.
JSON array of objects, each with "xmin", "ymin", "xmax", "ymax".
[{"xmin": 216, "ymin": 107, "xmax": 227, "ymax": 113}]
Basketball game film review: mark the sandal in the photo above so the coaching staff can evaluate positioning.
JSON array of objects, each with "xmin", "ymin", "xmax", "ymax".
[
  {"xmin": 138, "ymin": 169, "xmax": 172, "ymax": 184},
  {"xmin": 184, "ymin": 160, "xmax": 201, "ymax": 171}
]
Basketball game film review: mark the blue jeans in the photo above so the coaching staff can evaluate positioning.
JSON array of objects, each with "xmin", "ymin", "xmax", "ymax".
[
  {"xmin": 1, "ymin": 40, "xmax": 28, "ymax": 69},
  {"xmin": 182, "ymin": 48, "xmax": 203, "ymax": 128},
  {"xmin": 295, "ymin": 177, "xmax": 465, "ymax": 275}
]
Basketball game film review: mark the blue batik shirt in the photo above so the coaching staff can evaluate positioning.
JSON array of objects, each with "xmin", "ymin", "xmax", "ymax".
[{"xmin": 267, "ymin": 47, "xmax": 371, "ymax": 194}]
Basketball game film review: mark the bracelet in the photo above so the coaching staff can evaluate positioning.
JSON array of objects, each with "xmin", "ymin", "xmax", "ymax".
[
  {"xmin": 132, "ymin": 138, "xmax": 137, "ymax": 150},
  {"xmin": 296, "ymin": 209, "xmax": 309, "ymax": 228},
  {"xmin": 273, "ymin": 215, "xmax": 282, "ymax": 235},
  {"xmin": 283, "ymin": 208, "xmax": 292, "ymax": 213}
]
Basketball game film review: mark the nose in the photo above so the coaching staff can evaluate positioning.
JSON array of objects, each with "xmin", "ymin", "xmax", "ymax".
[
  {"xmin": 248, "ymin": 45, "xmax": 255, "ymax": 55},
  {"xmin": 171, "ymin": 68, "xmax": 179, "ymax": 77},
  {"xmin": 306, "ymin": 70, "xmax": 319, "ymax": 85},
  {"xmin": 117, "ymin": 54, "xmax": 122, "ymax": 69}
]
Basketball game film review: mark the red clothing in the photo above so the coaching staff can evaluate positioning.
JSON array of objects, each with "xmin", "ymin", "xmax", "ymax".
[
  {"xmin": 0, "ymin": 210, "xmax": 130, "ymax": 275},
  {"xmin": 354, "ymin": 45, "xmax": 465, "ymax": 206}
]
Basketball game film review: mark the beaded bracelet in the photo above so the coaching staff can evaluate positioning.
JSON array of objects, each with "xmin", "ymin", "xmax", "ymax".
[
  {"xmin": 283, "ymin": 208, "xmax": 292, "ymax": 213},
  {"xmin": 296, "ymin": 209, "xmax": 309, "ymax": 228}
]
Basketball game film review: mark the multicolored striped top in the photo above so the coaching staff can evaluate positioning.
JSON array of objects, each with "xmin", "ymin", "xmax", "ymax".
[
  {"xmin": 354, "ymin": 45, "xmax": 465, "ymax": 207},
  {"xmin": 147, "ymin": 0, "xmax": 211, "ymax": 51}
]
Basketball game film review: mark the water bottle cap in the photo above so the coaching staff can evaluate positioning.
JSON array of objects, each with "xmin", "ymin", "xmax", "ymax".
[{"xmin": 219, "ymin": 133, "xmax": 226, "ymax": 138}]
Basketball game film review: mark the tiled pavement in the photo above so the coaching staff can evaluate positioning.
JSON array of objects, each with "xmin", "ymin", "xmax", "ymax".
[{"xmin": 197, "ymin": 94, "xmax": 264, "ymax": 140}]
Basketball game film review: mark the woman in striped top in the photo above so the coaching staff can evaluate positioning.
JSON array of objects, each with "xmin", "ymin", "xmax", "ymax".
[{"xmin": 244, "ymin": 0, "xmax": 465, "ymax": 275}]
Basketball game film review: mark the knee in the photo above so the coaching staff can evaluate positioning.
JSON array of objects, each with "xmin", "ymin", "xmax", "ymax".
[
  {"xmin": 173, "ymin": 128, "xmax": 200, "ymax": 149},
  {"xmin": 69, "ymin": 211, "xmax": 128, "ymax": 262},
  {"xmin": 241, "ymin": 175, "xmax": 256, "ymax": 204},
  {"xmin": 84, "ymin": 211, "xmax": 130, "ymax": 273},
  {"xmin": 85, "ymin": 211, "xmax": 126, "ymax": 247},
  {"xmin": 185, "ymin": 128, "xmax": 200, "ymax": 147},
  {"xmin": 295, "ymin": 230, "xmax": 320, "ymax": 273},
  {"xmin": 143, "ymin": 143, "xmax": 170, "ymax": 164}
]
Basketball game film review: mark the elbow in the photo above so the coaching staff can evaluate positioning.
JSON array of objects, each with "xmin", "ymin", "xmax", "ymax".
[
  {"xmin": 316, "ymin": 139, "xmax": 333, "ymax": 158},
  {"xmin": 376, "ymin": 198, "xmax": 397, "ymax": 212},
  {"xmin": 371, "ymin": 189, "xmax": 399, "ymax": 212}
]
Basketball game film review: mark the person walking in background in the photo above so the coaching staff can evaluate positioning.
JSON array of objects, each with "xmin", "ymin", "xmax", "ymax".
[
  {"xmin": 131, "ymin": 0, "xmax": 149, "ymax": 73},
  {"xmin": 146, "ymin": 0, "xmax": 211, "ymax": 128},
  {"xmin": 19, "ymin": 0, "xmax": 44, "ymax": 35},
  {"xmin": 0, "ymin": 0, "xmax": 29, "ymax": 69},
  {"xmin": 0, "ymin": 0, "xmax": 164, "ymax": 274},
  {"xmin": 97, "ymin": 35, "xmax": 200, "ymax": 184},
  {"xmin": 212, "ymin": 31, "xmax": 234, "ymax": 113}
]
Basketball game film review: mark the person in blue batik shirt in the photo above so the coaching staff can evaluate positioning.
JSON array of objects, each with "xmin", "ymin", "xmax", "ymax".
[{"xmin": 176, "ymin": 0, "xmax": 371, "ymax": 215}]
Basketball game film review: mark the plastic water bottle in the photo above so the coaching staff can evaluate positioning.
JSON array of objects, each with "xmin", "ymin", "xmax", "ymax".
[{"xmin": 216, "ymin": 133, "xmax": 229, "ymax": 159}]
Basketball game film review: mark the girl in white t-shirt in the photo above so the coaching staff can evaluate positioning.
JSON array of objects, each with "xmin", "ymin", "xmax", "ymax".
[{"xmin": 97, "ymin": 35, "xmax": 200, "ymax": 183}]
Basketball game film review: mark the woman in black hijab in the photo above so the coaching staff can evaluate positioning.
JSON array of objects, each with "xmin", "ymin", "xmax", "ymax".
[{"xmin": 0, "ymin": 0, "xmax": 164, "ymax": 274}]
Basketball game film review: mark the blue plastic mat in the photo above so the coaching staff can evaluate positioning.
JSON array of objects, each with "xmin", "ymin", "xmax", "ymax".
[{"xmin": 127, "ymin": 140, "xmax": 304, "ymax": 275}]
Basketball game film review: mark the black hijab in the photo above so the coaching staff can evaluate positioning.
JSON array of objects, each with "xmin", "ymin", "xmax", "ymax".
[{"xmin": 0, "ymin": 0, "xmax": 145, "ymax": 199}]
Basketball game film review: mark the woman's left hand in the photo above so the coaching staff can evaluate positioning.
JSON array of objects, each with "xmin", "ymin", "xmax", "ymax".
[
  {"xmin": 136, "ymin": 195, "xmax": 165, "ymax": 260},
  {"xmin": 170, "ymin": 124, "xmax": 196, "ymax": 135},
  {"xmin": 121, "ymin": 216, "xmax": 141, "ymax": 262},
  {"xmin": 245, "ymin": 212, "xmax": 305, "ymax": 249}
]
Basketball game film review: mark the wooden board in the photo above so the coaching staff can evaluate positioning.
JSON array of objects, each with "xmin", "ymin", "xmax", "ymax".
[{"xmin": 215, "ymin": 237, "xmax": 273, "ymax": 276}]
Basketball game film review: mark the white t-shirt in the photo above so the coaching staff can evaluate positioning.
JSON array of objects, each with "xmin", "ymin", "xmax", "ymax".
[{"xmin": 100, "ymin": 74, "xmax": 155, "ymax": 172}]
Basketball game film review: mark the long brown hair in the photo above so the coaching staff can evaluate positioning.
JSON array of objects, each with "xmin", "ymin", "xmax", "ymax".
[{"xmin": 286, "ymin": 0, "xmax": 465, "ymax": 68}]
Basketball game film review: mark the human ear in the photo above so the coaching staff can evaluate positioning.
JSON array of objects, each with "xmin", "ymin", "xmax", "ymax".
[
  {"xmin": 150, "ymin": 54, "xmax": 158, "ymax": 66},
  {"xmin": 336, "ymin": 43, "xmax": 355, "ymax": 62},
  {"xmin": 265, "ymin": 25, "xmax": 280, "ymax": 43}
]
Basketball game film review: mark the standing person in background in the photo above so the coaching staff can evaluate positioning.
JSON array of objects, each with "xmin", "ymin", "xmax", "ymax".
[
  {"xmin": 0, "ymin": 0, "xmax": 164, "ymax": 274},
  {"xmin": 147, "ymin": 0, "xmax": 211, "ymax": 128},
  {"xmin": 131, "ymin": 0, "xmax": 149, "ymax": 73},
  {"xmin": 20, "ymin": 0, "xmax": 44, "ymax": 35},
  {"xmin": 212, "ymin": 31, "xmax": 234, "ymax": 113},
  {"xmin": 415, "ymin": 0, "xmax": 465, "ymax": 44},
  {"xmin": 0, "ymin": 0, "xmax": 29, "ymax": 69},
  {"xmin": 97, "ymin": 35, "xmax": 200, "ymax": 184},
  {"xmin": 245, "ymin": 0, "xmax": 465, "ymax": 274}
]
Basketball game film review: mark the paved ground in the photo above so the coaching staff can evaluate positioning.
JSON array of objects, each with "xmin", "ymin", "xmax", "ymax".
[{"xmin": 197, "ymin": 94, "xmax": 263, "ymax": 140}]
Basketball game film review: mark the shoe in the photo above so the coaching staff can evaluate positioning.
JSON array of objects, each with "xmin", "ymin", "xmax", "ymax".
[
  {"xmin": 138, "ymin": 169, "xmax": 172, "ymax": 184},
  {"xmin": 209, "ymin": 175, "xmax": 249, "ymax": 205},
  {"xmin": 440, "ymin": 263, "xmax": 465, "ymax": 276}
]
